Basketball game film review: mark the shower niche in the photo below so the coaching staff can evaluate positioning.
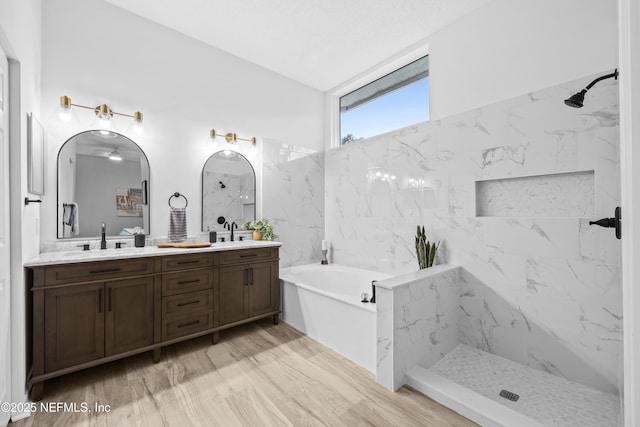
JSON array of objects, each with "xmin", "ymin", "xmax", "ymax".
[{"xmin": 475, "ymin": 170, "xmax": 595, "ymax": 218}]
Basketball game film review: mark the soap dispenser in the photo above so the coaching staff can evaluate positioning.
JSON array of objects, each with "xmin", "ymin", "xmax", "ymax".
[{"xmin": 208, "ymin": 226, "xmax": 217, "ymax": 243}]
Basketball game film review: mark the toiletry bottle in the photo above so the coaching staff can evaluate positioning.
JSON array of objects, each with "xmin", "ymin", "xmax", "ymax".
[
  {"xmin": 208, "ymin": 226, "xmax": 217, "ymax": 243},
  {"xmin": 134, "ymin": 233, "xmax": 145, "ymax": 248}
]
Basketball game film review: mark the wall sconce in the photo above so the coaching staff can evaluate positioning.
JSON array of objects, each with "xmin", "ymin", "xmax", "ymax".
[
  {"xmin": 210, "ymin": 129, "xmax": 256, "ymax": 145},
  {"xmin": 59, "ymin": 95, "xmax": 144, "ymax": 134}
]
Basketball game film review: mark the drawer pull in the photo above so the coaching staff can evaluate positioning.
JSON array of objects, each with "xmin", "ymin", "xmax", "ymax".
[
  {"xmin": 176, "ymin": 260, "xmax": 201, "ymax": 265},
  {"xmin": 177, "ymin": 279, "xmax": 200, "ymax": 285},
  {"xmin": 177, "ymin": 320, "xmax": 200, "ymax": 328},
  {"xmin": 176, "ymin": 300, "xmax": 200, "ymax": 307},
  {"xmin": 240, "ymin": 254, "xmax": 258, "ymax": 258},
  {"xmin": 90, "ymin": 268, "xmax": 121, "ymax": 275}
]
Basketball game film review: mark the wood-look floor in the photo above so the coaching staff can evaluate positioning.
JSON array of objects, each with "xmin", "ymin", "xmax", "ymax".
[{"xmin": 14, "ymin": 320, "xmax": 477, "ymax": 426}]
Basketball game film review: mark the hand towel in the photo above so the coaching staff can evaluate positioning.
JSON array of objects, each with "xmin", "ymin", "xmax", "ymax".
[
  {"xmin": 168, "ymin": 207, "xmax": 187, "ymax": 241},
  {"xmin": 63, "ymin": 203, "xmax": 80, "ymax": 236}
]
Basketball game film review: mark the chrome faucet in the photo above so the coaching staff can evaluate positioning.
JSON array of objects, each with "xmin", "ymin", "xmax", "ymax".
[{"xmin": 100, "ymin": 222, "xmax": 107, "ymax": 249}]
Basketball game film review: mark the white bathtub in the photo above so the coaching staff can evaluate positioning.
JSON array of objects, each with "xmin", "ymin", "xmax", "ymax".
[{"xmin": 279, "ymin": 263, "xmax": 392, "ymax": 373}]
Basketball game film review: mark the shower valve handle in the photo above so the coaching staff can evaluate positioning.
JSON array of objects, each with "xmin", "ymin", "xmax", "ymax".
[{"xmin": 589, "ymin": 207, "xmax": 621, "ymax": 240}]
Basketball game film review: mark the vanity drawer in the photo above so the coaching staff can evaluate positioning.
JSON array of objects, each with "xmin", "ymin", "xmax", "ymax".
[
  {"xmin": 162, "ymin": 289, "xmax": 213, "ymax": 317},
  {"xmin": 161, "ymin": 311, "xmax": 213, "ymax": 341},
  {"xmin": 216, "ymin": 248, "xmax": 277, "ymax": 265},
  {"xmin": 44, "ymin": 258, "xmax": 156, "ymax": 286},
  {"xmin": 161, "ymin": 253, "xmax": 213, "ymax": 272},
  {"xmin": 161, "ymin": 269, "xmax": 213, "ymax": 296}
]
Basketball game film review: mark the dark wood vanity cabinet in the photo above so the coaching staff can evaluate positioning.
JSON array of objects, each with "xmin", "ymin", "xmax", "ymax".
[
  {"xmin": 29, "ymin": 246, "xmax": 279, "ymax": 400},
  {"xmin": 217, "ymin": 248, "xmax": 280, "ymax": 327},
  {"xmin": 43, "ymin": 283, "xmax": 105, "ymax": 372},
  {"xmin": 160, "ymin": 253, "xmax": 215, "ymax": 341},
  {"xmin": 43, "ymin": 277, "xmax": 155, "ymax": 372},
  {"xmin": 104, "ymin": 277, "xmax": 155, "ymax": 356}
]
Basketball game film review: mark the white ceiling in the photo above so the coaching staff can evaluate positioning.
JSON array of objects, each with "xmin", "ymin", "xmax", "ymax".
[{"xmin": 103, "ymin": 0, "xmax": 491, "ymax": 91}]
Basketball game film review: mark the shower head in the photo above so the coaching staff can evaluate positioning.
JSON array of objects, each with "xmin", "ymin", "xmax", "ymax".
[
  {"xmin": 564, "ymin": 69, "xmax": 618, "ymax": 108},
  {"xmin": 564, "ymin": 90, "xmax": 587, "ymax": 108}
]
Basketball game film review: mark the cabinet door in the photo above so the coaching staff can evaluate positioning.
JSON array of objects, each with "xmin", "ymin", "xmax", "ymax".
[
  {"xmin": 218, "ymin": 264, "xmax": 250, "ymax": 326},
  {"xmin": 105, "ymin": 277, "xmax": 154, "ymax": 356},
  {"xmin": 249, "ymin": 261, "xmax": 278, "ymax": 317},
  {"xmin": 44, "ymin": 283, "xmax": 105, "ymax": 372}
]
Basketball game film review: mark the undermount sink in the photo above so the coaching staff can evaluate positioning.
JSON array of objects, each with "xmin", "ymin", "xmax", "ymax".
[
  {"xmin": 62, "ymin": 251, "xmax": 95, "ymax": 258},
  {"xmin": 62, "ymin": 247, "xmax": 150, "ymax": 258}
]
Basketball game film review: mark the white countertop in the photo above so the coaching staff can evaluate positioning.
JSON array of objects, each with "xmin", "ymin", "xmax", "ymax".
[{"xmin": 24, "ymin": 240, "xmax": 282, "ymax": 267}]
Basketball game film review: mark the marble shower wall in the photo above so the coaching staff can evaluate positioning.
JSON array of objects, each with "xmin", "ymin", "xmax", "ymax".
[
  {"xmin": 376, "ymin": 265, "xmax": 460, "ymax": 391},
  {"xmin": 262, "ymin": 139, "xmax": 324, "ymax": 268},
  {"xmin": 325, "ymin": 73, "xmax": 622, "ymax": 393}
]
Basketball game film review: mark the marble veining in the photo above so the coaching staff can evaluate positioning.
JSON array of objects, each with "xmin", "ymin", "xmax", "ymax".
[
  {"xmin": 327, "ymin": 72, "xmax": 622, "ymax": 394},
  {"xmin": 262, "ymin": 139, "xmax": 324, "ymax": 268},
  {"xmin": 376, "ymin": 265, "xmax": 460, "ymax": 391}
]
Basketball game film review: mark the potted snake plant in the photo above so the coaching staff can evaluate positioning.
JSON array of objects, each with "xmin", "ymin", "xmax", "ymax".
[{"xmin": 415, "ymin": 225, "xmax": 439, "ymax": 269}]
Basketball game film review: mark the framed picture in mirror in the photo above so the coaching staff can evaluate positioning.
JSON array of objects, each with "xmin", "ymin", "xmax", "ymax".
[{"xmin": 27, "ymin": 112, "xmax": 45, "ymax": 195}]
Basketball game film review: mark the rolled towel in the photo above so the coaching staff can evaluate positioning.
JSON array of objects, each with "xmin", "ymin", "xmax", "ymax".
[{"xmin": 168, "ymin": 207, "xmax": 187, "ymax": 241}]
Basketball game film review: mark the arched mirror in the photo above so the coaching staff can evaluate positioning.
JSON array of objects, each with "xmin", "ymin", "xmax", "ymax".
[
  {"xmin": 57, "ymin": 130, "xmax": 150, "ymax": 238},
  {"xmin": 202, "ymin": 150, "xmax": 255, "ymax": 231}
]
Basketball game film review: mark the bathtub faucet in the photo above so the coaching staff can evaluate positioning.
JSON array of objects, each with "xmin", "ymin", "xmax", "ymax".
[{"xmin": 370, "ymin": 280, "xmax": 377, "ymax": 303}]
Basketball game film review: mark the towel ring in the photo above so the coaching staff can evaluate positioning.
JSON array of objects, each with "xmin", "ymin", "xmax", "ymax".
[{"xmin": 168, "ymin": 192, "xmax": 188, "ymax": 208}]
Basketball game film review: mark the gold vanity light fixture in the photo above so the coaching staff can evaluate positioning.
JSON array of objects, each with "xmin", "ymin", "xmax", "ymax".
[
  {"xmin": 59, "ymin": 95, "xmax": 144, "ymax": 134},
  {"xmin": 209, "ymin": 129, "xmax": 257, "ymax": 145}
]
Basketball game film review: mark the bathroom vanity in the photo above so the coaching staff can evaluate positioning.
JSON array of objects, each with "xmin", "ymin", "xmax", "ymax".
[{"xmin": 24, "ymin": 241, "xmax": 280, "ymax": 400}]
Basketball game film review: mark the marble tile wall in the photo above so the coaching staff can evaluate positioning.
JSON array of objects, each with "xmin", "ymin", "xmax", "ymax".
[
  {"xmin": 376, "ymin": 265, "xmax": 460, "ymax": 391},
  {"xmin": 262, "ymin": 139, "xmax": 324, "ymax": 268},
  {"xmin": 326, "ymin": 73, "xmax": 622, "ymax": 393}
]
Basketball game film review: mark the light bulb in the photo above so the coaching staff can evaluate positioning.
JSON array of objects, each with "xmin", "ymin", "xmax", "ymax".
[
  {"xmin": 59, "ymin": 95, "xmax": 73, "ymax": 121},
  {"xmin": 59, "ymin": 108, "xmax": 72, "ymax": 122},
  {"xmin": 96, "ymin": 104, "xmax": 111, "ymax": 128},
  {"xmin": 133, "ymin": 111, "xmax": 143, "ymax": 134}
]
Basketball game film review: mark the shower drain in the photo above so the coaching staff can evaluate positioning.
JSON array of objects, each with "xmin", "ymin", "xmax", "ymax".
[{"xmin": 499, "ymin": 389, "xmax": 520, "ymax": 402}]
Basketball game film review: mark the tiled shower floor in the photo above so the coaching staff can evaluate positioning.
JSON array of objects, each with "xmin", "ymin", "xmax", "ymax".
[{"xmin": 428, "ymin": 344, "xmax": 621, "ymax": 427}]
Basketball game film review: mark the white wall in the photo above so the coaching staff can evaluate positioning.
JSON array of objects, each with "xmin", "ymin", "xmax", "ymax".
[
  {"xmin": 0, "ymin": 0, "xmax": 42, "ymax": 421},
  {"xmin": 40, "ymin": 0, "xmax": 324, "ymax": 243},
  {"xmin": 429, "ymin": 0, "xmax": 618, "ymax": 120}
]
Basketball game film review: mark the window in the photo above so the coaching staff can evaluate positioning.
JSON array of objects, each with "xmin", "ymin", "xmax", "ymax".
[{"xmin": 340, "ymin": 55, "xmax": 429, "ymax": 145}]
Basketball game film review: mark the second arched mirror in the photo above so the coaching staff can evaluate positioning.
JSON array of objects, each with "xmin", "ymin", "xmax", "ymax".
[{"xmin": 202, "ymin": 150, "xmax": 255, "ymax": 231}]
